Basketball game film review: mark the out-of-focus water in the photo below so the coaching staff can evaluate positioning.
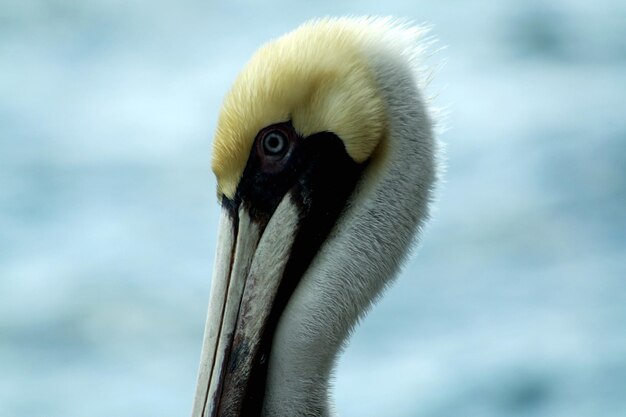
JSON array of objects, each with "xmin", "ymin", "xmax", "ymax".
[{"xmin": 1, "ymin": 1, "xmax": 625, "ymax": 416}]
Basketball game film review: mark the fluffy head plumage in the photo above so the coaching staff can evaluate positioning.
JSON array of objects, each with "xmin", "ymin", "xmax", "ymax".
[{"xmin": 211, "ymin": 17, "xmax": 398, "ymax": 198}]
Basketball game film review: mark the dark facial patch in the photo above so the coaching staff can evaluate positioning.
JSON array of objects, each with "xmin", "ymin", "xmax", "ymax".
[{"xmin": 219, "ymin": 121, "xmax": 367, "ymax": 417}]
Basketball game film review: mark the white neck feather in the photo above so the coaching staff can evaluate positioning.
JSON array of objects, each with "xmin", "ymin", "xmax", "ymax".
[{"xmin": 263, "ymin": 31, "xmax": 438, "ymax": 417}]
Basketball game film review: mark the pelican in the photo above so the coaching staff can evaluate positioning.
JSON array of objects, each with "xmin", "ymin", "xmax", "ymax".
[{"xmin": 191, "ymin": 17, "xmax": 439, "ymax": 417}]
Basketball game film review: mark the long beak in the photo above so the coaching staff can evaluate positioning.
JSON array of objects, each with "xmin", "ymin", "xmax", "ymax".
[{"xmin": 191, "ymin": 194, "xmax": 300, "ymax": 417}]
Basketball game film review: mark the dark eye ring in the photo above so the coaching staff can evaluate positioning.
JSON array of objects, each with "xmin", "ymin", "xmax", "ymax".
[{"xmin": 261, "ymin": 130, "xmax": 288, "ymax": 157}]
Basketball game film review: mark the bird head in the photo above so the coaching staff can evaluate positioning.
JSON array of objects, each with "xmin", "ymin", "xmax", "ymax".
[{"xmin": 193, "ymin": 17, "xmax": 436, "ymax": 417}]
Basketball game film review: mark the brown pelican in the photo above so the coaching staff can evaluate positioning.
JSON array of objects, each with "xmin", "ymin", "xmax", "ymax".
[{"xmin": 191, "ymin": 17, "xmax": 439, "ymax": 417}]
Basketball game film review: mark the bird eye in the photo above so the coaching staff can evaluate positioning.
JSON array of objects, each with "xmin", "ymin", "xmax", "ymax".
[{"xmin": 261, "ymin": 130, "xmax": 288, "ymax": 157}]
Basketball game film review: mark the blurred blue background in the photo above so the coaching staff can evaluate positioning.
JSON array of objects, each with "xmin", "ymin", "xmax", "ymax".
[{"xmin": 1, "ymin": 1, "xmax": 625, "ymax": 416}]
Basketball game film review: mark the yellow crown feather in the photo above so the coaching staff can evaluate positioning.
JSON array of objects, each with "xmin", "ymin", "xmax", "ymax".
[{"xmin": 212, "ymin": 17, "xmax": 391, "ymax": 199}]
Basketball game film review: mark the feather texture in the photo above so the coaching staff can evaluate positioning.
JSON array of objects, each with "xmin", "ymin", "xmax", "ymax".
[{"xmin": 212, "ymin": 17, "xmax": 431, "ymax": 198}]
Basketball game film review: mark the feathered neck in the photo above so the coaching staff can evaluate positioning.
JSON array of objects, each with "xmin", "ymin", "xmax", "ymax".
[{"xmin": 263, "ymin": 28, "xmax": 439, "ymax": 416}]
